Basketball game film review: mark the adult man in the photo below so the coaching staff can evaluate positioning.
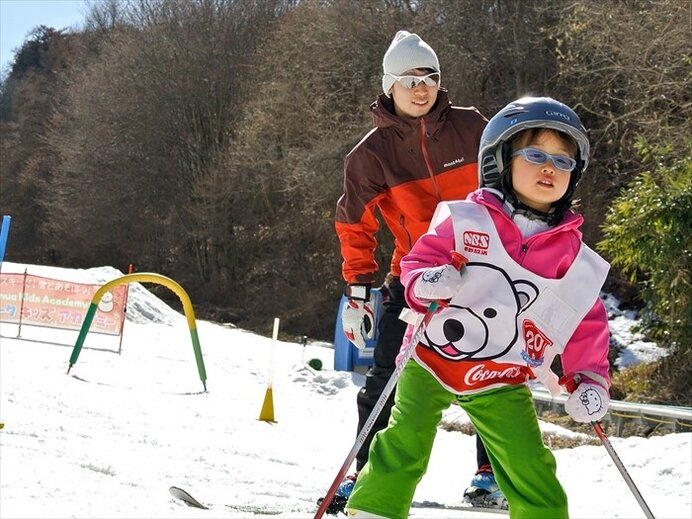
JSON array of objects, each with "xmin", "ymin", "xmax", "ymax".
[{"xmin": 334, "ymin": 30, "xmax": 505, "ymax": 511}]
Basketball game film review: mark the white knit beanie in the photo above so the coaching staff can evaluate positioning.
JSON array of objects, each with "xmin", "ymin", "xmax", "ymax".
[{"xmin": 382, "ymin": 30, "xmax": 440, "ymax": 96}]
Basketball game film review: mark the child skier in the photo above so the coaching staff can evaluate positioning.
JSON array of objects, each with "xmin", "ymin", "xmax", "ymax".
[{"xmin": 345, "ymin": 96, "xmax": 612, "ymax": 519}]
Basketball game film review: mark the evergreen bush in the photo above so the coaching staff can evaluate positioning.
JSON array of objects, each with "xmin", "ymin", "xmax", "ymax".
[{"xmin": 598, "ymin": 139, "xmax": 692, "ymax": 353}]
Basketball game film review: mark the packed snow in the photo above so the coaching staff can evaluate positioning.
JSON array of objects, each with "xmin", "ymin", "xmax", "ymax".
[{"xmin": 0, "ymin": 262, "xmax": 690, "ymax": 519}]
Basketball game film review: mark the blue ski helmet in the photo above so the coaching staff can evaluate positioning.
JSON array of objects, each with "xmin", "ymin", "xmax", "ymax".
[{"xmin": 478, "ymin": 97, "xmax": 590, "ymax": 189}]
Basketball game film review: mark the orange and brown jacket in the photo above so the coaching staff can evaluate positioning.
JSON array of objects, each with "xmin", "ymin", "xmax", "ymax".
[{"xmin": 335, "ymin": 90, "xmax": 487, "ymax": 284}]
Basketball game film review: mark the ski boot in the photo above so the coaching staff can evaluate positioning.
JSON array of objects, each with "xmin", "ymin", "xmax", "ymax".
[
  {"xmin": 463, "ymin": 465, "xmax": 508, "ymax": 510},
  {"xmin": 316, "ymin": 472, "xmax": 357, "ymax": 515}
]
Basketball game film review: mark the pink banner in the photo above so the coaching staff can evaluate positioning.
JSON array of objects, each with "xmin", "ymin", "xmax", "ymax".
[{"xmin": 0, "ymin": 273, "xmax": 127, "ymax": 335}]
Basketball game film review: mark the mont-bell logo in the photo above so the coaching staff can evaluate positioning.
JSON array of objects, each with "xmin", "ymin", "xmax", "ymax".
[
  {"xmin": 521, "ymin": 319, "xmax": 553, "ymax": 367},
  {"xmin": 462, "ymin": 231, "xmax": 489, "ymax": 255}
]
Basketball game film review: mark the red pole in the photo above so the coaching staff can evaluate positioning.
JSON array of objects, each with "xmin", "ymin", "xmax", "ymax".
[
  {"xmin": 560, "ymin": 373, "xmax": 655, "ymax": 518},
  {"xmin": 592, "ymin": 422, "xmax": 655, "ymax": 518},
  {"xmin": 314, "ymin": 301, "xmax": 443, "ymax": 519}
]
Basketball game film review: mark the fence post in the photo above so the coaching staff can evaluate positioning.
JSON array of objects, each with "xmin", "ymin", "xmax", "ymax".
[
  {"xmin": 116, "ymin": 263, "xmax": 134, "ymax": 354},
  {"xmin": 16, "ymin": 269, "xmax": 28, "ymax": 338}
]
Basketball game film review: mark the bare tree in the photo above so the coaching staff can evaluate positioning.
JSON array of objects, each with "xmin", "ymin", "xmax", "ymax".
[
  {"xmin": 223, "ymin": 0, "xmax": 422, "ymax": 336},
  {"xmin": 45, "ymin": 0, "xmax": 290, "ymax": 283},
  {"xmin": 83, "ymin": 0, "xmax": 129, "ymax": 33},
  {"xmin": 4, "ymin": 0, "xmax": 688, "ymax": 344},
  {"xmin": 0, "ymin": 26, "xmax": 84, "ymax": 263},
  {"xmin": 550, "ymin": 0, "xmax": 692, "ymax": 242},
  {"xmin": 416, "ymin": 0, "xmax": 567, "ymax": 113}
]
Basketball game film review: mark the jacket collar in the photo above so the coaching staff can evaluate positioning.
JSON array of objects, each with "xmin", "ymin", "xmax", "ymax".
[
  {"xmin": 369, "ymin": 89, "xmax": 451, "ymax": 135},
  {"xmin": 471, "ymin": 188, "xmax": 584, "ymax": 235}
]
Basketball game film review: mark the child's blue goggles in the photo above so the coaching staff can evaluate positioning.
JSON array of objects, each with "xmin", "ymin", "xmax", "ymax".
[{"xmin": 511, "ymin": 147, "xmax": 577, "ymax": 172}]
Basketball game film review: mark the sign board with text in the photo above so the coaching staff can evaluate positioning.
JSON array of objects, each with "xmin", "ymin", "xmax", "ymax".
[{"xmin": 0, "ymin": 273, "xmax": 127, "ymax": 335}]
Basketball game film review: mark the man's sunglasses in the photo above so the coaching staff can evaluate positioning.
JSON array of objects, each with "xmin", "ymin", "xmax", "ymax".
[
  {"xmin": 387, "ymin": 72, "xmax": 441, "ymax": 89},
  {"xmin": 511, "ymin": 147, "xmax": 577, "ymax": 172}
]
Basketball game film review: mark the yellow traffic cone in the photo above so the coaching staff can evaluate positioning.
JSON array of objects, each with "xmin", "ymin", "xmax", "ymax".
[
  {"xmin": 259, "ymin": 386, "xmax": 275, "ymax": 422},
  {"xmin": 259, "ymin": 317, "xmax": 280, "ymax": 423}
]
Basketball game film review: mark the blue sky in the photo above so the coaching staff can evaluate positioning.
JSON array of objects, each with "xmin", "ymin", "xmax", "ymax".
[{"xmin": 0, "ymin": 0, "xmax": 88, "ymax": 74}]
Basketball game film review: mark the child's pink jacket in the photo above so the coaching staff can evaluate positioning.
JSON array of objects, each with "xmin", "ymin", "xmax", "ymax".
[{"xmin": 399, "ymin": 188, "xmax": 611, "ymax": 389}]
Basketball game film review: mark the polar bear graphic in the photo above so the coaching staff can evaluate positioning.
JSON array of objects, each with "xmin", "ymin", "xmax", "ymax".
[{"xmin": 421, "ymin": 262, "xmax": 538, "ymax": 361}]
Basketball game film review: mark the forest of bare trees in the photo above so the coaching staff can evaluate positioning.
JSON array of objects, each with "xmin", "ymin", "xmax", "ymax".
[{"xmin": 1, "ymin": 0, "xmax": 690, "ymax": 350}]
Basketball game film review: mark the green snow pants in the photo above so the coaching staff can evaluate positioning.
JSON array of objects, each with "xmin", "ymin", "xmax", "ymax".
[{"xmin": 346, "ymin": 360, "xmax": 568, "ymax": 519}]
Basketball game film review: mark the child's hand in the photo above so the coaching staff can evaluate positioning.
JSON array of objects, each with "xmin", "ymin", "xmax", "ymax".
[
  {"xmin": 565, "ymin": 383, "xmax": 609, "ymax": 422},
  {"xmin": 412, "ymin": 264, "xmax": 464, "ymax": 301}
]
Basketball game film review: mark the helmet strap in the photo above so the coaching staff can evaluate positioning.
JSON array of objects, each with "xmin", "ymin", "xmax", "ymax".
[{"xmin": 490, "ymin": 165, "xmax": 558, "ymax": 225}]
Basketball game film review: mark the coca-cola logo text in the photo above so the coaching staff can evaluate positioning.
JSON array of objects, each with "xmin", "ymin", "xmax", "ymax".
[{"xmin": 463, "ymin": 363, "xmax": 522, "ymax": 386}]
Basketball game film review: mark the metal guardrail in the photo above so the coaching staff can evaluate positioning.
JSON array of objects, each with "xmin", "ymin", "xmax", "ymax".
[{"xmin": 531, "ymin": 385, "xmax": 692, "ymax": 434}]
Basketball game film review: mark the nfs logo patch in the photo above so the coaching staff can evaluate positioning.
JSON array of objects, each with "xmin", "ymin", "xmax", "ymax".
[{"xmin": 463, "ymin": 231, "xmax": 490, "ymax": 255}]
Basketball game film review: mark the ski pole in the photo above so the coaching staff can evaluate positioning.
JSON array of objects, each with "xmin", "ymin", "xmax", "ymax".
[
  {"xmin": 592, "ymin": 421, "xmax": 655, "ymax": 518},
  {"xmin": 561, "ymin": 374, "xmax": 655, "ymax": 519},
  {"xmin": 314, "ymin": 300, "xmax": 441, "ymax": 519},
  {"xmin": 314, "ymin": 252, "xmax": 467, "ymax": 519}
]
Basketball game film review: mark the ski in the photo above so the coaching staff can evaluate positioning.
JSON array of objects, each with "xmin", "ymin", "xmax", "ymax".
[
  {"xmin": 412, "ymin": 500, "xmax": 510, "ymax": 515},
  {"xmin": 169, "ymin": 486, "xmax": 284, "ymax": 515},
  {"xmin": 170, "ymin": 486, "xmax": 208, "ymax": 509},
  {"xmin": 170, "ymin": 486, "xmax": 509, "ymax": 516}
]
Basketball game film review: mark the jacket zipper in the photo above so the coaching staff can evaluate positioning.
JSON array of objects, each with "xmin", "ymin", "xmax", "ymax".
[
  {"xmin": 400, "ymin": 214, "xmax": 412, "ymax": 251},
  {"xmin": 420, "ymin": 118, "xmax": 441, "ymax": 201}
]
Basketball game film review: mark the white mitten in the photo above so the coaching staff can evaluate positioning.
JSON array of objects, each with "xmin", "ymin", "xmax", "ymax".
[
  {"xmin": 342, "ymin": 299, "xmax": 375, "ymax": 350},
  {"xmin": 412, "ymin": 264, "xmax": 464, "ymax": 301},
  {"xmin": 565, "ymin": 383, "xmax": 609, "ymax": 422}
]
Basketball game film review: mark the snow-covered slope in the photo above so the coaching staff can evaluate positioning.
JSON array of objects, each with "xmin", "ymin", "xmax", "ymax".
[{"xmin": 0, "ymin": 263, "xmax": 689, "ymax": 518}]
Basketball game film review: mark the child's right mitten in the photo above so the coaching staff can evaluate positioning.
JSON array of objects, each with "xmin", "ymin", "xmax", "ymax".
[{"xmin": 412, "ymin": 264, "xmax": 464, "ymax": 301}]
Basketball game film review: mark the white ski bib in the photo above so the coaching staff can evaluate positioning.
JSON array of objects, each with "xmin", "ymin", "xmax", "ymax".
[{"xmin": 413, "ymin": 201, "xmax": 610, "ymax": 395}]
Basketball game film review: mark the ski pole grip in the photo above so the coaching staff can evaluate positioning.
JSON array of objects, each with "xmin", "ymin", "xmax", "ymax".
[
  {"xmin": 450, "ymin": 251, "xmax": 468, "ymax": 271},
  {"xmin": 559, "ymin": 372, "xmax": 582, "ymax": 394},
  {"xmin": 429, "ymin": 252, "xmax": 469, "ymax": 312}
]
